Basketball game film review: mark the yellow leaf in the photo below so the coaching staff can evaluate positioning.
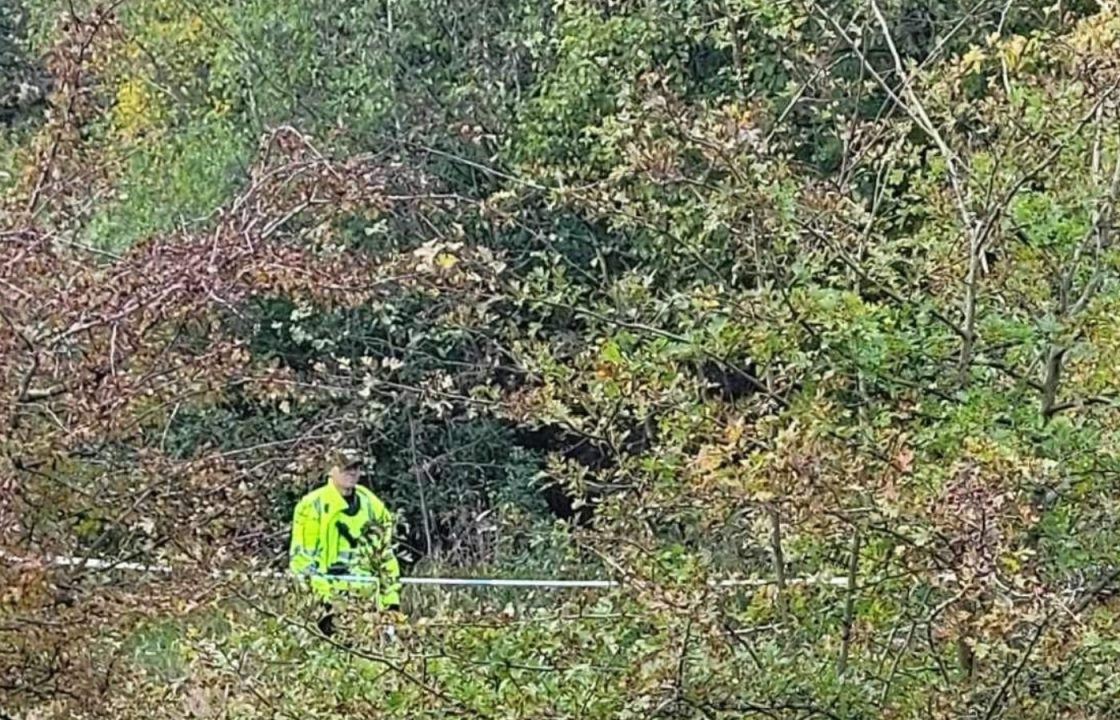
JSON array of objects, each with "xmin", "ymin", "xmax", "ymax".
[
  {"xmin": 724, "ymin": 417, "xmax": 746, "ymax": 444},
  {"xmin": 696, "ymin": 445, "xmax": 723, "ymax": 472},
  {"xmin": 1002, "ymin": 35, "xmax": 1028, "ymax": 70},
  {"xmin": 962, "ymin": 46, "xmax": 986, "ymax": 73}
]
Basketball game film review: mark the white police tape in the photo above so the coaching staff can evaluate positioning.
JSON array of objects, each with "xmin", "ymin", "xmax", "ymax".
[{"xmin": 3, "ymin": 551, "xmax": 849, "ymax": 589}]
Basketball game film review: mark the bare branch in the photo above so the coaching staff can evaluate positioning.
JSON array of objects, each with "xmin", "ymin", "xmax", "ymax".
[
  {"xmin": 767, "ymin": 504, "xmax": 788, "ymax": 620},
  {"xmin": 837, "ymin": 529, "xmax": 861, "ymax": 676}
]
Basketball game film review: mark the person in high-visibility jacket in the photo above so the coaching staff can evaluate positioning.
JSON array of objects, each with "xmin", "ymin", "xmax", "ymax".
[{"xmin": 289, "ymin": 448, "xmax": 401, "ymax": 632}]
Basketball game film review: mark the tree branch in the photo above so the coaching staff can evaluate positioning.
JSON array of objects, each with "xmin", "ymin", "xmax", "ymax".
[
  {"xmin": 767, "ymin": 504, "xmax": 788, "ymax": 620},
  {"xmin": 837, "ymin": 529, "xmax": 861, "ymax": 676}
]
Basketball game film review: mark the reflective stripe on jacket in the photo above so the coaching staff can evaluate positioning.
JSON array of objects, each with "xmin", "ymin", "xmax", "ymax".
[{"xmin": 288, "ymin": 481, "xmax": 401, "ymax": 608}]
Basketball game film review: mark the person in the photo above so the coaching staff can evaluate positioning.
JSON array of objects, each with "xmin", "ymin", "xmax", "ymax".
[{"xmin": 289, "ymin": 448, "xmax": 401, "ymax": 636}]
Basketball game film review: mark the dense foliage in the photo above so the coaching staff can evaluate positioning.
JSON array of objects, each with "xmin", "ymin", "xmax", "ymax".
[{"xmin": 3, "ymin": 0, "xmax": 1119, "ymax": 718}]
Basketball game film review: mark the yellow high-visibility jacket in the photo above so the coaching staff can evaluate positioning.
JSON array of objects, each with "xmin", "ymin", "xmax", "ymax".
[{"xmin": 288, "ymin": 481, "xmax": 401, "ymax": 609}]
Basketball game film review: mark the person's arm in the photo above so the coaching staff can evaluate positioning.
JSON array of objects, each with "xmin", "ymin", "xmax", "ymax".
[{"xmin": 289, "ymin": 496, "xmax": 321, "ymax": 577}]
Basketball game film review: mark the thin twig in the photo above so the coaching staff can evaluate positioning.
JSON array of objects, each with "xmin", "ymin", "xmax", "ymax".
[
  {"xmin": 767, "ymin": 504, "xmax": 788, "ymax": 619},
  {"xmin": 837, "ymin": 530, "xmax": 861, "ymax": 677},
  {"xmin": 409, "ymin": 412, "xmax": 434, "ymax": 557}
]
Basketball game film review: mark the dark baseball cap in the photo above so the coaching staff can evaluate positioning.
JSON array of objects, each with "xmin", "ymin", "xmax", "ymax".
[{"xmin": 329, "ymin": 447, "xmax": 364, "ymax": 470}]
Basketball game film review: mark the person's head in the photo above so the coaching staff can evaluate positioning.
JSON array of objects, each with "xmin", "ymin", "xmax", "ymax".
[{"xmin": 328, "ymin": 448, "xmax": 363, "ymax": 494}]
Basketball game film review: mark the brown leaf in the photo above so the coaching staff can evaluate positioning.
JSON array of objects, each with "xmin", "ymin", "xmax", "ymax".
[{"xmin": 893, "ymin": 446, "xmax": 914, "ymax": 475}]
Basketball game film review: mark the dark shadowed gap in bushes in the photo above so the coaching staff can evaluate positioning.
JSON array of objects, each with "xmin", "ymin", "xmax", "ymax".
[
  {"xmin": 681, "ymin": 36, "xmax": 737, "ymax": 99},
  {"xmin": 695, "ymin": 358, "xmax": 762, "ymax": 402},
  {"xmin": 509, "ymin": 415, "xmax": 658, "ymax": 523},
  {"xmin": 372, "ymin": 415, "xmax": 654, "ymax": 563}
]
